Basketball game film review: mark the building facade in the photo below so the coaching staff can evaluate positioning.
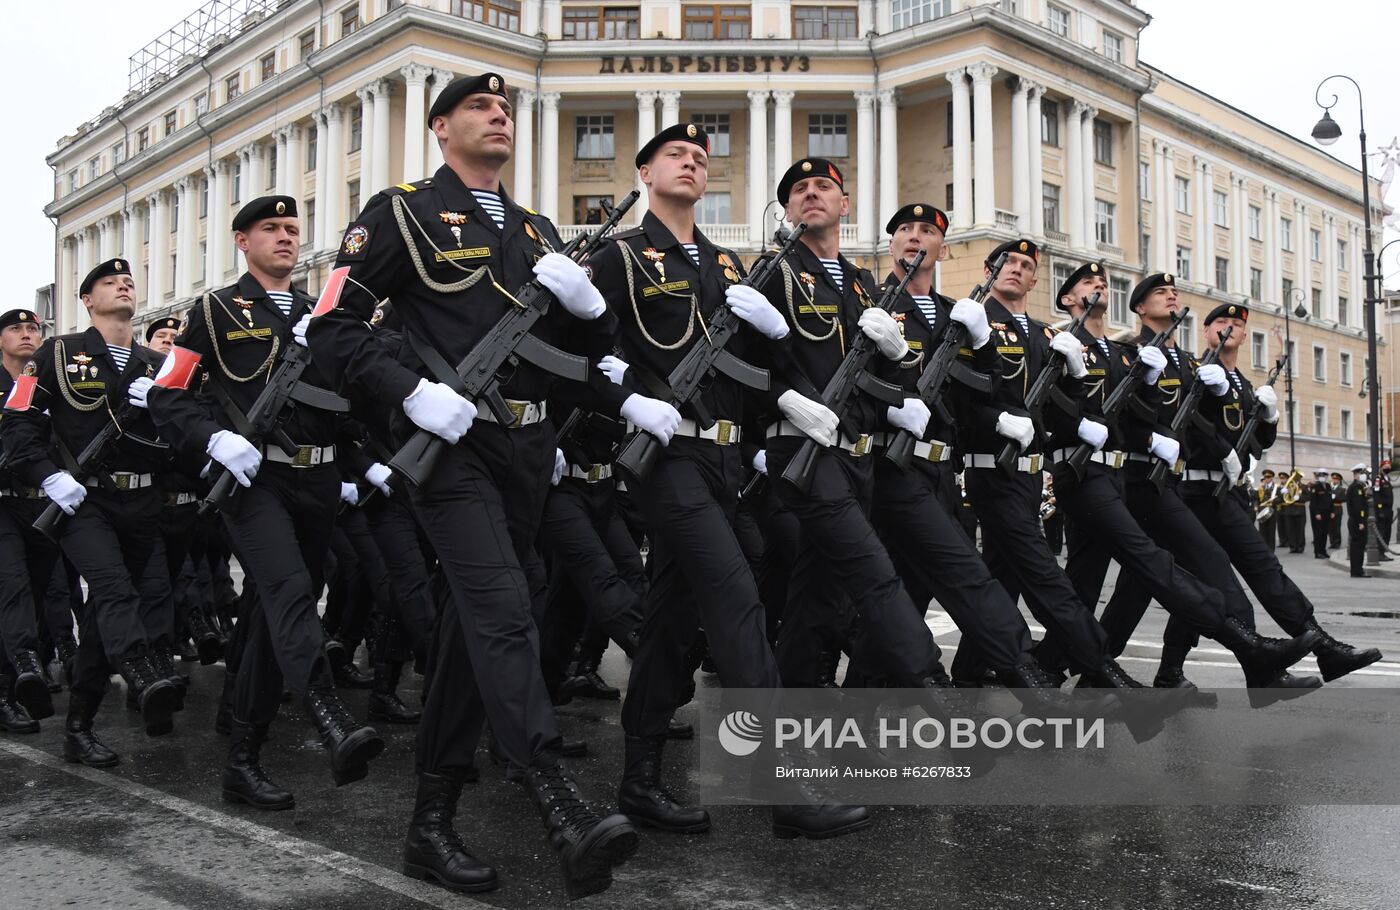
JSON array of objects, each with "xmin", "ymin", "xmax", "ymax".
[{"xmin": 45, "ymin": 0, "xmax": 1388, "ymax": 473}]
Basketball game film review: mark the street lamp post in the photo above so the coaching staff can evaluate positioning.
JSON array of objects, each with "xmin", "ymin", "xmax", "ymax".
[
  {"xmin": 1284, "ymin": 287, "xmax": 1309, "ymax": 472},
  {"xmin": 1312, "ymin": 74, "xmax": 1387, "ymax": 563}
]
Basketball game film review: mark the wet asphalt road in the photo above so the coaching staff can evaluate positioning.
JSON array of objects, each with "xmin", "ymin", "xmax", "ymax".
[{"xmin": 2, "ymin": 551, "xmax": 1398, "ymax": 909}]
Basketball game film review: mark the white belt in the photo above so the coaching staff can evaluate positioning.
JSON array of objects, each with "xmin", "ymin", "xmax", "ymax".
[
  {"xmin": 767, "ymin": 420, "xmax": 873, "ymax": 457},
  {"xmin": 1184, "ymin": 468, "xmax": 1226, "ymax": 482},
  {"xmin": 963, "ymin": 452, "xmax": 1049, "ymax": 474},
  {"xmin": 475, "ymin": 398, "xmax": 548, "ymax": 428},
  {"xmin": 872, "ymin": 432, "xmax": 953, "ymax": 463},
  {"xmin": 84, "ymin": 472, "xmax": 155, "ymax": 490},
  {"xmin": 1050, "ymin": 448, "xmax": 1128, "ymax": 470},
  {"xmin": 566, "ymin": 463, "xmax": 613, "ymax": 483},
  {"xmin": 674, "ymin": 417, "xmax": 741, "ymax": 445},
  {"xmin": 1125, "ymin": 452, "xmax": 1183, "ymax": 474},
  {"xmin": 165, "ymin": 491, "xmax": 198, "ymax": 506},
  {"xmin": 264, "ymin": 444, "xmax": 336, "ymax": 467},
  {"xmin": 0, "ymin": 486, "xmax": 46, "ymax": 499}
]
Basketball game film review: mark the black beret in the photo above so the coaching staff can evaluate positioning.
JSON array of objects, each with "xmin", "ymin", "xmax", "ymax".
[
  {"xmin": 777, "ymin": 158, "xmax": 845, "ymax": 205},
  {"xmin": 145, "ymin": 317, "xmax": 181, "ymax": 342},
  {"xmin": 1129, "ymin": 272, "xmax": 1176, "ymax": 310},
  {"xmin": 79, "ymin": 258, "xmax": 132, "ymax": 296},
  {"xmin": 985, "ymin": 239, "xmax": 1039, "ymax": 268},
  {"xmin": 427, "ymin": 72, "xmax": 506, "ymax": 126},
  {"xmin": 635, "ymin": 122, "xmax": 710, "ymax": 169},
  {"xmin": 1055, "ymin": 261, "xmax": 1108, "ymax": 312},
  {"xmin": 0, "ymin": 309, "xmax": 39, "ymax": 331},
  {"xmin": 1204, "ymin": 302, "xmax": 1249, "ymax": 324},
  {"xmin": 885, "ymin": 203, "xmax": 948, "ymax": 236},
  {"xmin": 232, "ymin": 195, "xmax": 297, "ymax": 232}
]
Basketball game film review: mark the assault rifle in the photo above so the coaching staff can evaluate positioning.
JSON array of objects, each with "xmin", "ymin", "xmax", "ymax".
[
  {"xmin": 1214, "ymin": 353, "xmax": 1288, "ymax": 501},
  {"xmin": 1146, "ymin": 324, "xmax": 1235, "ymax": 490}
]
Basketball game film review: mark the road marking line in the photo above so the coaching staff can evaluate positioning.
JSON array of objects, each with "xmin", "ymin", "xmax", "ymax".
[{"xmin": 0, "ymin": 738, "xmax": 489, "ymax": 910}]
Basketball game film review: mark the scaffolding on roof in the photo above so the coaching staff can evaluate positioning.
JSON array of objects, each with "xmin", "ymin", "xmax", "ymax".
[{"xmin": 127, "ymin": 0, "xmax": 282, "ymax": 94}]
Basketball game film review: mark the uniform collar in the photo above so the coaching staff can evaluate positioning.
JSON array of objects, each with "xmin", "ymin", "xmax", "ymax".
[
  {"xmin": 792, "ymin": 239, "xmax": 851, "ymax": 298},
  {"xmin": 431, "ymin": 165, "xmax": 526, "ymax": 238},
  {"xmin": 236, "ymin": 272, "xmax": 308, "ymax": 326}
]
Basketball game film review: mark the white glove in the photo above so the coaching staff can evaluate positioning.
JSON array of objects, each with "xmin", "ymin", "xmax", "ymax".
[
  {"xmin": 206, "ymin": 430, "xmax": 262, "ymax": 489},
  {"xmin": 127, "ymin": 376, "xmax": 154, "ymax": 410},
  {"xmin": 339, "ymin": 482, "xmax": 360, "ymax": 506},
  {"xmin": 1222, "ymin": 450, "xmax": 1243, "ymax": 483},
  {"xmin": 1148, "ymin": 432, "xmax": 1180, "ymax": 466},
  {"xmin": 887, "ymin": 398, "xmax": 931, "ymax": 437},
  {"xmin": 551, "ymin": 448, "xmax": 566, "ymax": 486},
  {"xmin": 403, "ymin": 378, "xmax": 476, "ymax": 444},
  {"xmin": 778, "ymin": 389, "xmax": 840, "ymax": 447},
  {"xmin": 1197, "ymin": 363, "xmax": 1229, "ymax": 396},
  {"xmin": 753, "ymin": 449, "xmax": 768, "ymax": 475},
  {"xmin": 1137, "ymin": 345, "xmax": 1167, "ymax": 386},
  {"xmin": 1255, "ymin": 385, "xmax": 1279, "ymax": 424},
  {"xmin": 292, "ymin": 314, "xmax": 312, "ymax": 347},
  {"xmin": 1076, "ymin": 418, "xmax": 1109, "ymax": 451},
  {"xmin": 995, "ymin": 412, "xmax": 1035, "ymax": 451},
  {"xmin": 725, "ymin": 285, "xmax": 789, "ymax": 340},
  {"xmin": 41, "ymin": 471, "xmax": 85, "ymax": 517},
  {"xmin": 533, "ymin": 252, "xmax": 606, "ymax": 320},
  {"xmin": 597, "ymin": 355, "xmax": 629, "ymax": 386},
  {"xmin": 950, "ymin": 298, "xmax": 992, "ymax": 349},
  {"xmin": 620, "ymin": 393, "xmax": 681, "ymax": 446},
  {"xmin": 858, "ymin": 307, "xmax": 909, "ymax": 361},
  {"xmin": 364, "ymin": 462, "xmax": 394, "ymax": 496},
  {"xmin": 1050, "ymin": 332, "xmax": 1088, "ymax": 379}
]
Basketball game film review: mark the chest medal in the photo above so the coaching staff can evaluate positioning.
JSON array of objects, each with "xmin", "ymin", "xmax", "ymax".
[{"xmin": 643, "ymin": 247, "xmax": 667, "ymax": 284}]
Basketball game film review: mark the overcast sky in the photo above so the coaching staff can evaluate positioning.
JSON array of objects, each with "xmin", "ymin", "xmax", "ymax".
[{"xmin": 4, "ymin": 0, "xmax": 1398, "ymax": 308}]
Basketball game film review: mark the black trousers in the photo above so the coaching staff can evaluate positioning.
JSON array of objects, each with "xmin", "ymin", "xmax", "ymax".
[
  {"xmin": 1349, "ymin": 520, "xmax": 1367, "ymax": 575},
  {"xmin": 1258, "ymin": 514, "xmax": 1277, "ymax": 550},
  {"xmin": 768, "ymin": 439, "xmax": 943, "ymax": 688},
  {"xmin": 1042, "ymin": 513, "xmax": 1064, "ymax": 556},
  {"xmin": 1330, "ymin": 511, "xmax": 1344, "ymax": 550},
  {"xmin": 1281, "ymin": 509, "xmax": 1306, "ymax": 552},
  {"xmin": 1310, "ymin": 512, "xmax": 1332, "ymax": 558},
  {"xmin": 621, "ymin": 438, "xmax": 779, "ymax": 740},
  {"xmin": 1380, "ymin": 510, "xmax": 1393, "ymax": 547},
  {"xmin": 964, "ymin": 466, "xmax": 1109, "ymax": 675},
  {"xmin": 219, "ymin": 462, "xmax": 338, "ymax": 724},
  {"xmin": 364, "ymin": 493, "xmax": 436, "ymax": 660},
  {"xmin": 752, "ymin": 481, "xmax": 800, "ymax": 645},
  {"xmin": 0, "ymin": 496, "xmax": 58, "ymax": 673},
  {"xmin": 410, "ymin": 421, "xmax": 559, "ymax": 777}
]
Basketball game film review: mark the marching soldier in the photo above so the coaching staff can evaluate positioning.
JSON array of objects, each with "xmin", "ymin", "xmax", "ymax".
[
  {"xmin": 1309, "ymin": 470, "xmax": 1333, "ymax": 559},
  {"xmin": 306, "ymin": 73, "xmax": 637, "ymax": 898},
  {"xmin": 146, "ymin": 196, "xmax": 384, "ymax": 809},
  {"xmin": 1347, "ymin": 464, "xmax": 1370, "ymax": 577}
]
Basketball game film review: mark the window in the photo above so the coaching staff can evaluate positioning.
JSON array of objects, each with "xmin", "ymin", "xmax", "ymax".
[
  {"xmin": 1213, "ymin": 190, "xmax": 1228, "ymax": 227},
  {"xmin": 792, "ymin": 5, "xmax": 858, "ymax": 39},
  {"xmin": 562, "ymin": 5, "xmax": 640, "ymax": 39},
  {"xmin": 573, "ymin": 195, "xmax": 613, "ymax": 224},
  {"xmin": 306, "ymin": 130, "xmax": 317, "ymax": 171},
  {"xmin": 1285, "ymin": 338, "xmax": 1297, "ymax": 372},
  {"xmin": 1312, "ymin": 286, "xmax": 1322, "ymax": 312},
  {"xmin": 267, "ymin": 154, "xmax": 277, "ymax": 192},
  {"xmin": 143, "ymin": 209, "xmax": 150, "ymax": 241},
  {"xmin": 1094, "ymin": 199, "xmax": 1115, "ymax": 245},
  {"xmin": 1110, "ymin": 276, "xmax": 1131, "ymax": 325},
  {"xmin": 1000, "ymin": 0, "xmax": 1018, "ymax": 11},
  {"xmin": 1341, "ymin": 409, "xmax": 1354, "ymax": 440},
  {"xmin": 1280, "ymin": 217, "xmax": 1293, "ymax": 251},
  {"xmin": 171, "ymin": 194, "xmax": 179, "ymax": 232},
  {"xmin": 260, "ymin": 53, "xmax": 275, "ymax": 82},
  {"xmin": 225, "ymin": 73, "xmax": 240, "ymax": 103},
  {"xmin": 112, "ymin": 141, "xmax": 125, "ymax": 166},
  {"xmin": 1251, "ymin": 331, "xmax": 1266, "ymax": 368},
  {"xmin": 1042, "ymin": 183, "xmax": 1060, "ymax": 233},
  {"xmin": 1340, "ymin": 350, "xmax": 1353, "ymax": 386},
  {"xmin": 459, "ymin": 0, "xmax": 522, "ymax": 30},
  {"xmin": 194, "ymin": 92, "xmax": 208, "ymax": 117},
  {"xmin": 89, "ymin": 155, "xmax": 101, "ymax": 179},
  {"xmin": 1250, "ymin": 267, "xmax": 1262, "ymax": 300},
  {"xmin": 892, "ymin": 0, "xmax": 951, "ymax": 28},
  {"xmin": 231, "ymin": 161, "xmax": 241, "ymax": 204},
  {"xmin": 1174, "ymin": 176, "xmax": 1190, "ymax": 214},
  {"xmin": 1248, "ymin": 205, "xmax": 1261, "ymax": 240},
  {"xmin": 340, "ymin": 5, "xmax": 360, "ymax": 37},
  {"xmin": 1338, "ymin": 239, "xmax": 1348, "ymax": 268},
  {"xmin": 299, "ymin": 29, "xmax": 316, "ymax": 59},
  {"xmin": 1139, "ymin": 161, "xmax": 1150, "ymax": 200},
  {"xmin": 349, "ymin": 105, "xmax": 363, "ymax": 152},
  {"xmin": 305, "ymin": 200, "xmax": 316, "ymax": 242},
  {"xmin": 697, "ymin": 192, "xmax": 732, "ymax": 223},
  {"xmin": 1281, "ymin": 277, "xmax": 1293, "ymax": 304},
  {"xmin": 944, "ymin": 101, "xmax": 975, "ymax": 146},
  {"xmin": 682, "ymin": 4, "xmax": 751, "ymax": 39},
  {"xmin": 574, "ymin": 115, "xmax": 615, "ymax": 159},
  {"xmin": 1310, "ymin": 228, "xmax": 1321, "ymax": 261},
  {"xmin": 1313, "ymin": 404, "xmax": 1327, "ymax": 436},
  {"xmin": 200, "ymin": 181, "xmax": 208, "ymax": 217},
  {"xmin": 1312, "ymin": 344, "xmax": 1326, "ymax": 381},
  {"xmin": 1214, "ymin": 257, "xmax": 1229, "ymax": 292},
  {"xmin": 164, "ymin": 110, "xmax": 177, "ymax": 136},
  {"xmin": 1103, "ymin": 30, "xmax": 1123, "ymax": 63},
  {"xmin": 692, "ymin": 113, "xmax": 730, "ymax": 156},
  {"xmin": 199, "ymin": 241, "xmax": 207, "ymax": 282},
  {"xmin": 138, "ymin": 127, "xmax": 150, "ymax": 152},
  {"xmin": 1041, "ymin": 99, "xmax": 1059, "ymax": 146},
  {"xmin": 348, "ymin": 180, "xmax": 360, "ymax": 220},
  {"xmin": 1142, "ymin": 232, "xmax": 1151, "ymax": 270},
  {"xmin": 1051, "ymin": 262, "xmax": 1074, "ymax": 295},
  {"xmin": 1338, "ymin": 296, "xmax": 1348, "ymax": 326},
  {"xmin": 1175, "ymin": 246, "xmax": 1192, "ymax": 281},
  {"xmin": 1047, "ymin": 4, "xmax": 1070, "ymax": 38},
  {"xmin": 1092, "ymin": 119, "xmax": 1113, "ymax": 165},
  {"xmin": 808, "ymin": 113, "xmax": 849, "ymax": 158}
]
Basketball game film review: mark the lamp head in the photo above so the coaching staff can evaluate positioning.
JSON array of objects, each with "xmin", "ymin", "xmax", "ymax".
[
  {"xmin": 1294, "ymin": 303, "xmax": 1309, "ymax": 319},
  {"xmin": 1312, "ymin": 110, "xmax": 1343, "ymax": 146}
]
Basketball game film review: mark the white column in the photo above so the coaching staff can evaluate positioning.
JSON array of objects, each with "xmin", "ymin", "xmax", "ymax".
[
  {"xmin": 747, "ymin": 90, "xmax": 769, "ymax": 244},
  {"xmin": 514, "ymin": 90, "xmax": 536, "ymax": 208},
  {"xmin": 1065, "ymin": 102, "xmax": 1085, "ymax": 249},
  {"xmin": 1026, "ymin": 83, "xmax": 1045, "ymax": 239},
  {"xmin": 400, "ymin": 63, "xmax": 431, "ymax": 183},
  {"xmin": 323, "ymin": 103, "xmax": 345, "ymax": 243},
  {"xmin": 854, "ymin": 90, "xmax": 876, "ymax": 244},
  {"xmin": 237, "ymin": 146, "xmax": 254, "ymax": 207},
  {"xmin": 1161, "ymin": 145, "xmax": 1176, "ymax": 271},
  {"xmin": 69, "ymin": 232, "xmax": 86, "ymax": 329},
  {"xmin": 1010, "ymin": 78, "xmax": 1029, "ymax": 234},
  {"xmin": 356, "ymin": 85, "xmax": 376, "ymax": 194},
  {"xmin": 174, "ymin": 177, "xmax": 196, "ymax": 299},
  {"xmin": 426, "ymin": 70, "xmax": 453, "ymax": 174},
  {"xmin": 1232, "ymin": 176, "xmax": 1247, "ymax": 294},
  {"xmin": 121, "ymin": 205, "xmax": 140, "ymax": 261},
  {"xmin": 97, "ymin": 217, "xmax": 115, "ymax": 262},
  {"xmin": 249, "ymin": 142, "xmax": 267, "ymax": 196},
  {"xmin": 969, "ymin": 63, "xmax": 997, "ymax": 229},
  {"xmin": 273, "ymin": 130, "xmax": 289, "ymax": 195},
  {"xmin": 205, "ymin": 166, "xmax": 221, "ymax": 283},
  {"xmin": 1080, "ymin": 107, "xmax": 1096, "ymax": 247},
  {"xmin": 313, "ymin": 110, "xmax": 331, "ymax": 251},
  {"xmin": 635, "ymin": 91, "xmax": 657, "ymax": 222},
  {"xmin": 58, "ymin": 237, "xmax": 75, "ymax": 329},
  {"xmin": 659, "ymin": 91, "xmax": 681, "ymax": 129},
  {"xmin": 1352, "ymin": 222, "xmax": 1364, "ymax": 325},
  {"xmin": 146, "ymin": 192, "xmax": 169, "ymax": 309},
  {"xmin": 538, "ymin": 92, "xmax": 561, "ymax": 221},
  {"xmin": 947, "ymin": 68, "xmax": 971, "ymax": 231},
  {"xmin": 283, "ymin": 126, "xmax": 304, "ymax": 201},
  {"xmin": 1264, "ymin": 190, "xmax": 1277, "ymax": 302},
  {"xmin": 878, "ymin": 88, "xmax": 900, "ymax": 233},
  {"xmin": 1195, "ymin": 159, "xmax": 1211, "ymax": 285},
  {"xmin": 772, "ymin": 90, "xmax": 794, "ymax": 184},
  {"xmin": 1323, "ymin": 214, "xmax": 1337, "ymax": 321}
]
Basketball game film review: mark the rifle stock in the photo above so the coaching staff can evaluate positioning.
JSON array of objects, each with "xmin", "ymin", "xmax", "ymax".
[{"xmin": 34, "ymin": 403, "xmax": 143, "ymax": 541}]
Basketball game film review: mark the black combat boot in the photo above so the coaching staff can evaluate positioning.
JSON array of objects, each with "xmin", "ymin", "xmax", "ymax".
[
  {"xmin": 1151, "ymin": 645, "xmax": 1218, "ymax": 708},
  {"xmin": 118, "ymin": 654, "xmax": 179, "ymax": 736},
  {"xmin": 304, "ymin": 688, "xmax": 384, "ymax": 786},
  {"xmin": 618, "ymin": 735, "xmax": 710, "ymax": 833},
  {"xmin": 55, "ymin": 636, "xmax": 77, "ymax": 689},
  {"xmin": 523, "ymin": 763, "xmax": 638, "ymax": 899},
  {"xmin": 62, "ymin": 693, "xmax": 118, "ymax": 768},
  {"xmin": 1215, "ymin": 617, "xmax": 1322, "ymax": 688},
  {"xmin": 333, "ymin": 658, "xmax": 374, "ymax": 690},
  {"xmin": 1305, "ymin": 618, "xmax": 1382, "ymax": 682},
  {"xmin": 187, "ymin": 610, "xmax": 224, "ymax": 665},
  {"xmin": 402, "ymin": 771, "xmax": 498, "ymax": 893},
  {"xmin": 559, "ymin": 658, "xmax": 620, "ymax": 700},
  {"xmin": 322, "ymin": 625, "xmax": 350, "ymax": 671},
  {"xmin": 813, "ymin": 649, "xmax": 841, "ymax": 688},
  {"xmin": 151, "ymin": 647, "xmax": 188, "ymax": 711},
  {"xmin": 222, "ymin": 719, "xmax": 295, "ymax": 810},
  {"xmin": 0, "ymin": 673, "xmax": 39, "ymax": 734},
  {"xmin": 1245, "ymin": 670, "xmax": 1323, "ymax": 708},
  {"xmin": 1001, "ymin": 659, "xmax": 1119, "ymax": 716},
  {"xmin": 666, "ymin": 717, "xmax": 694, "ymax": 739},
  {"xmin": 770, "ymin": 757, "xmax": 871, "ymax": 841},
  {"xmin": 368, "ymin": 662, "xmax": 421, "ymax": 724},
  {"xmin": 11, "ymin": 649, "xmax": 54, "ymax": 720}
]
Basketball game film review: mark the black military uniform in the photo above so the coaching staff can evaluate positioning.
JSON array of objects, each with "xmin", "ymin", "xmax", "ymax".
[
  {"xmin": 1377, "ymin": 464, "xmax": 1394, "ymax": 547},
  {"xmin": 1347, "ymin": 467, "xmax": 1370, "ymax": 577},
  {"xmin": 1309, "ymin": 472, "xmax": 1333, "ymax": 558},
  {"xmin": 1330, "ymin": 474, "xmax": 1347, "ymax": 549}
]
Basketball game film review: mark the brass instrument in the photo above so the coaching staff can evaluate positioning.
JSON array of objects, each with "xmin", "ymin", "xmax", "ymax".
[{"xmin": 1257, "ymin": 469, "xmax": 1301, "ymax": 522}]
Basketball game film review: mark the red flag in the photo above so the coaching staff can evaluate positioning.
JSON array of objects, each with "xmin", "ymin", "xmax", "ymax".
[
  {"xmin": 312, "ymin": 266, "xmax": 350, "ymax": 318},
  {"xmin": 4, "ymin": 374, "xmax": 36, "ymax": 410},
  {"xmin": 153, "ymin": 346, "xmax": 202, "ymax": 390}
]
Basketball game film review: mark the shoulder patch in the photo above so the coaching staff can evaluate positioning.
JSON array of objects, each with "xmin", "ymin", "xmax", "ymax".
[{"xmin": 341, "ymin": 224, "xmax": 370, "ymax": 259}]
